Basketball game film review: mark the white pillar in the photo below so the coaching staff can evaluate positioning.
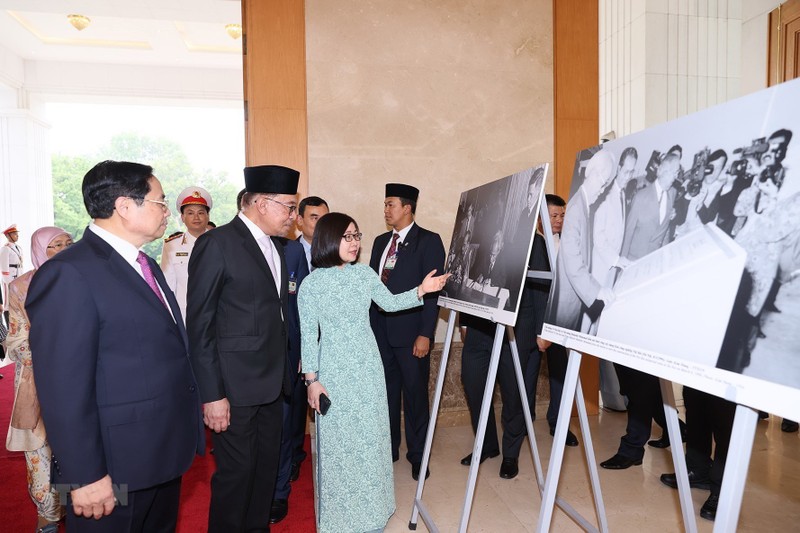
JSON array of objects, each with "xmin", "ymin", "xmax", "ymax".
[
  {"xmin": 0, "ymin": 109, "xmax": 53, "ymax": 268},
  {"xmin": 600, "ymin": 0, "xmax": 743, "ymax": 137}
]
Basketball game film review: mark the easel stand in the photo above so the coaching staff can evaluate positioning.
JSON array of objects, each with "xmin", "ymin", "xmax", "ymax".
[
  {"xmin": 410, "ymin": 198, "xmax": 608, "ymax": 532},
  {"xmin": 535, "ymin": 348, "xmax": 607, "ymax": 532}
]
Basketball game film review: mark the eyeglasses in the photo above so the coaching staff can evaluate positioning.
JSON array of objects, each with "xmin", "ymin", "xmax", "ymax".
[
  {"xmin": 342, "ymin": 233, "xmax": 363, "ymax": 242},
  {"xmin": 264, "ymin": 197, "xmax": 297, "ymax": 216},
  {"xmin": 47, "ymin": 242, "xmax": 73, "ymax": 250},
  {"xmin": 144, "ymin": 198, "xmax": 170, "ymax": 212}
]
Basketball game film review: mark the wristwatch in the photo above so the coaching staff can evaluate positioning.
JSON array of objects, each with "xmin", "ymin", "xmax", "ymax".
[{"xmin": 304, "ymin": 376, "xmax": 319, "ymax": 386}]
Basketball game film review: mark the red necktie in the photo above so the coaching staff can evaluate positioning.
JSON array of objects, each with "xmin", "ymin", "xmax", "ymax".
[
  {"xmin": 380, "ymin": 234, "xmax": 399, "ymax": 284},
  {"xmin": 137, "ymin": 251, "xmax": 168, "ymax": 309}
]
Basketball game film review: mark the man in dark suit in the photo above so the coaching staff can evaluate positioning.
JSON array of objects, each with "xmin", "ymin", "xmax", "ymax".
[
  {"xmin": 295, "ymin": 196, "xmax": 329, "ymax": 272},
  {"xmin": 270, "ymin": 237, "xmax": 309, "ymax": 524},
  {"xmin": 525, "ymin": 194, "xmax": 578, "ymax": 446},
  {"xmin": 370, "ymin": 183, "xmax": 445, "ymax": 481},
  {"xmin": 187, "ymin": 165, "xmax": 299, "ymax": 532},
  {"xmin": 472, "ymin": 230, "xmax": 507, "ymax": 289},
  {"xmin": 601, "ymin": 152, "xmax": 683, "ymax": 470},
  {"xmin": 27, "ymin": 160, "xmax": 204, "ymax": 532}
]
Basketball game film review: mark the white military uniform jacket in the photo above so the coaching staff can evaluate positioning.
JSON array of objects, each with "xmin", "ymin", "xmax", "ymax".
[
  {"xmin": 1, "ymin": 242, "xmax": 23, "ymax": 305},
  {"xmin": 160, "ymin": 231, "xmax": 200, "ymax": 324}
]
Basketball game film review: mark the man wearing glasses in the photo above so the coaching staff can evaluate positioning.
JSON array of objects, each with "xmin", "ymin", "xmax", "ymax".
[
  {"xmin": 187, "ymin": 164, "xmax": 299, "ymax": 532},
  {"xmin": 27, "ymin": 160, "xmax": 204, "ymax": 532},
  {"xmin": 369, "ymin": 183, "xmax": 445, "ymax": 481}
]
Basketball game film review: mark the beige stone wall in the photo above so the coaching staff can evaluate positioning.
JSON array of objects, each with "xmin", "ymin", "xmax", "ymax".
[{"xmin": 304, "ymin": 0, "xmax": 554, "ymax": 261}]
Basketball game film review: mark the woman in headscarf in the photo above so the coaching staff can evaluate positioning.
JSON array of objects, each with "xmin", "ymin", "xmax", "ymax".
[{"xmin": 4, "ymin": 226, "xmax": 73, "ymax": 533}]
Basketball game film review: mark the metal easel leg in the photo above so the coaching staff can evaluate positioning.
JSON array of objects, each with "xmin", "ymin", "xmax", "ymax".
[
  {"xmin": 660, "ymin": 379, "xmax": 697, "ymax": 533},
  {"xmin": 408, "ymin": 309, "xmax": 457, "ymax": 531},
  {"xmin": 575, "ymin": 373, "xmax": 608, "ymax": 533},
  {"xmin": 713, "ymin": 405, "xmax": 757, "ymax": 533},
  {"xmin": 536, "ymin": 348, "xmax": 581, "ymax": 532},
  {"xmin": 506, "ymin": 326, "xmax": 544, "ymax": 486}
]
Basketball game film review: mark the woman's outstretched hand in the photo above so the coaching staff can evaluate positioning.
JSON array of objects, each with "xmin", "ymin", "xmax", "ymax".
[{"xmin": 418, "ymin": 270, "xmax": 451, "ymax": 298}]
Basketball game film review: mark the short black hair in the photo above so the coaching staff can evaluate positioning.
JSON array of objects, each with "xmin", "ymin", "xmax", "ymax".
[
  {"xmin": 311, "ymin": 212, "xmax": 358, "ymax": 269},
  {"xmin": 708, "ymin": 149, "xmax": 728, "ymax": 165},
  {"xmin": 668, "ymin": 144, "xmax": 683, "ymax": 156},
  {"xmin": 207, "ymin": 221, "xmax": 217, "ymax": 228},
  {"xmin": 769, "ymin": 128, "xmax": 792, "ymax": 144},
  {"xmin": 299, "ymin": 196, "xmax": 329, "ymax": 217},
  {"xmin": 399, "ymin": 197, "xmax": 417, "ymax": 215},
  {"xmin": 545, "ymin": 194, "xmax": 566, "ymax": 207},
  {"xmin": 82, "ymin": 160, "xmax": 153, "ymax": 219},
  {"xmin": 619, "ymin": 146, "xmax": 638, "ymax": 166}
]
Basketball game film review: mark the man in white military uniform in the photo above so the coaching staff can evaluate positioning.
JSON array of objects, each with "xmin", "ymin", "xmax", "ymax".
[
  {"xmin": 160, "ymin": 187, "xmax": 213, "ymax": 322},
  {"xmin": 1, "ymin": 223, "xmax": 24, "ymax": 310}
]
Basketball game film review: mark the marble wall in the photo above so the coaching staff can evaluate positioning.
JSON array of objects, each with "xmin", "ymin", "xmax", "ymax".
[{"xmin": 304, "ymin": 0, "xmax": 554, "ymax": 262}]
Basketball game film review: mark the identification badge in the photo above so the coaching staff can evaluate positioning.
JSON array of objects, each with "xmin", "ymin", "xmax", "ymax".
[
  {"xmin": 385, "ymin": 255, "xmax": 397, "ymax": 270},
  {"xmin": 176, "ymin": 252, "xmax": 189, "ymax": 257},
  {"xmin": 288, "ymin": 280, "xmax": 297, "ymax": 294}
]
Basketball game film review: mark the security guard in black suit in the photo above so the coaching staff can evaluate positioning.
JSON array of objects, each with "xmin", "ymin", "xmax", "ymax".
[{"xmin": 369, "ymin": 183, "xmax": 445, "ymax": 481}]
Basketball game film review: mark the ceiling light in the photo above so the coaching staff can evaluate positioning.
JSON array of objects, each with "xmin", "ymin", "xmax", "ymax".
[
  {"xmin": 225, "ymin": 23, "xmax": 242, "ymax": 40},
  {"xmin": 67, "ymin": 14, "xmax": 91, "ymax": 31}
]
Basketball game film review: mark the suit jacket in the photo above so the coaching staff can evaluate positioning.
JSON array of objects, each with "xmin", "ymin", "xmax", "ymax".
[
  {"xmin": 369, "ymin": 223, "xmax": 445, "ymax": 347},
  {"xmin": 277, "ymin": 237, "xmax": 309, "ymax": 372},
  {"xmin": 187, "ymin": 215, "xmax": 291, "ymax": 407},
  {"xmin": 522, "ymin": 233, "xmax": 552, "ymax": 335},
  {"xmin": 621, "ymin": 181, "xmax": 676, "ymax": 261},
  {"xmin": 26, "ymin": 228, "xmax": 203, "ymax": 492},
  {"xmin": 471, "ymin": 246, "xmax": 507, "ymax": 288},
  {"xmin": 545, "ymin": 188, "xmax": 601, "ymax": 331},
  {"xmin": 591, "ymin": 182, "xmax": 626, "ymax": 284}
]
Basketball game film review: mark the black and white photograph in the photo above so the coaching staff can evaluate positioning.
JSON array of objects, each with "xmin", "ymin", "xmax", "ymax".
[
  {"xmin": 439, "ymin": 164, "xmax": 546, "ymax": 326},
  {"xmin": 542, "ymin": 77, "xmax": 800, "ymax": 421}
]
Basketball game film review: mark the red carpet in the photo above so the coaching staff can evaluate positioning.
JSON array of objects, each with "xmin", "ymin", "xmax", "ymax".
[{"xmin": 0, "ymin": 362, "xmax": 316, "ymax": 532}]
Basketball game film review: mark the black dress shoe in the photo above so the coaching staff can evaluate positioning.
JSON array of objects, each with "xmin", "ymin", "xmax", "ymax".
[
  {"xmin": 648, "ymin": 426, "xmax": 687, "ymax": 448},
  {"xmin": 782, "ymin": 419, "xmax": 799, "ymax": 433},
  {"xmin": 549, "ymin": 427, "xmax": 579, "ymax": 447},
  {"xmin": 499, "ymin": 458, "xmax": 519, "ymax": 479},
  {"xmin": 411, "ymin": 463, "xmax": 430, "ymax": 481},
  {"xmin": 660, "ymin": 471, "xmax": 712, "ymax": 490},
  {"xmin": 269, "ymin": 498, "xmax": 288, "ymax": 524},
  {"xmin": 647, "ymin": 435, "xmax": 671, "ymax": 448},
  {"xmin": 460, "ymin": 450, "xmax": 500, "ymax": 466},
  {"xmin": 700, "ymin": 494, "xmax": 719, "ymax": 521},
  {"xmin": 289, "ymin": 461, "xmax": 301, "ymax": 482},
  {"xmin": 758, "ymin": 411, "xmax": 770, "ymax": 420},
  {"xmin": 599, "ymin": 454, "xmax": 642, "ymax": 470}
]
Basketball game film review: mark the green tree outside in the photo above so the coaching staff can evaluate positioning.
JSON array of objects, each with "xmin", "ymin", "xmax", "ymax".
[{"xmin": 52, "ymin": 132, "xmax": 241, "ymax": 260}]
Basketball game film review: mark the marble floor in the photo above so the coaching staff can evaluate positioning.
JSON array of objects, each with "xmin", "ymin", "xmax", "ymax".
[{"xmin": 311, "ymin": 408, "xmax": 800, "ymax": 532}]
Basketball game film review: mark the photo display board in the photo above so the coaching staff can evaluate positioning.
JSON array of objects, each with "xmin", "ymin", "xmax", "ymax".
[
  {"xmin": 542, "ymin": 78, "xmax": 800, "ymax": 421},
  {"xmin": 439, "ymin": 164, "xmax": 547, "ymax": 326}
]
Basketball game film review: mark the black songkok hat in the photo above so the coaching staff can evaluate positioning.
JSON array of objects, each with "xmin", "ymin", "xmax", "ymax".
[
  {"xmin": 385, "ymin": 183, "xmax": 419, "ymax": 202},
  {"xmin": 244, "ymin": 165, "xmax": 300, "ymax": 195}
]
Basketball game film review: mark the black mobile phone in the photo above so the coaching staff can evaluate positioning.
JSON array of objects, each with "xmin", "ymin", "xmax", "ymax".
[{"xmin": 318, "ymin": 393, "xmax": 331, "ymax": 416}]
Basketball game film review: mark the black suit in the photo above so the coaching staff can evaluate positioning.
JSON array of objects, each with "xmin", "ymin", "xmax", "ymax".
[
  {"xmin": 188, "ymin": 215, "xmax": 291, "ymax": 532},
  {"xmin": 522, "ymin": 233, "xmax": 568, "ymax": 429},
  {"xmin": 274, "ymin": 238, "xmax": 309, "ymax": 501},
  {"xmin": 369, "ymin": 222, "xmax": 445, "ymax": 464},
  {"xmin": 27, "ymin": 227, "xmax": 203, "ymax": 532},
  {"xmin": 460, "ymin": 234, "xmax": 568, "ymax": 460}
]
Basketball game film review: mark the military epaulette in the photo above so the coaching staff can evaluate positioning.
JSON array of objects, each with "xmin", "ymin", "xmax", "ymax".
[{"xmin": 165, "ymin": 232, "xmax": 184, "ymax": 242}]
